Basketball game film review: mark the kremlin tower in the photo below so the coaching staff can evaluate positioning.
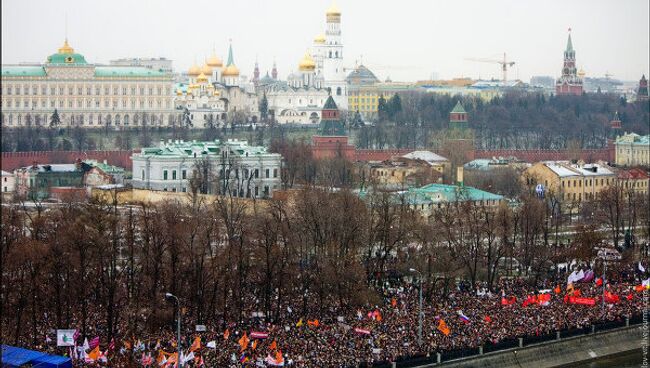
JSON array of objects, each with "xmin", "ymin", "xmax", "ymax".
[
  {"xmin": 271, "ymin": 61, "xmax": 278, "ymax": 80},
  {"xmin": 449, "ymin": 101, "xmax": 468, "ymax": 130},
  {"xmin": 638, "ymin": 74, "xmax": 649, "ymax": 101},
  {"xmin": 555, "ymin": 29, "xmax": 583, "ymax": 96},
  {"xmin": 252, "ymin": 58, "xmax": 260, "ymax": 86},
  {"xmin": 609, "ymin": 111, "xmax": 622, "ymax": 138}
]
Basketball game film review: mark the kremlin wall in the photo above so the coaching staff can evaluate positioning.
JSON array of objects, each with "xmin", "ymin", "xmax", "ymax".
[{"xmin": 0, "ymin": 144, "xmax": 614, "ymax": 172}]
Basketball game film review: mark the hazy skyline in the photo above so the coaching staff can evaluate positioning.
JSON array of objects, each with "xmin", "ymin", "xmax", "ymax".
[{"xmin": 2, "ymin": 0, "xmax": 648, "ymax": 82}]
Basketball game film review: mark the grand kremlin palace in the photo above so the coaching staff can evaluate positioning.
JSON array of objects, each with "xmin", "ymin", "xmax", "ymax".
[{"xmin": 1, "ymin": 40, "xmax": 177, "ymax": 128}]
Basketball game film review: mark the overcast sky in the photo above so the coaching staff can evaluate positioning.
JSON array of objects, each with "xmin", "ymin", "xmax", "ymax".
[{"xmin": 2, "ymin": 0, "xmax": 648, "ymax": 82}]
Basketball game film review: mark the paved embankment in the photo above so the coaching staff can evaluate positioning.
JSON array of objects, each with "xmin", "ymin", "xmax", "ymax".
[{"xmin": 419, "ymin": 325, "xmax": 642, "ymax": 368}]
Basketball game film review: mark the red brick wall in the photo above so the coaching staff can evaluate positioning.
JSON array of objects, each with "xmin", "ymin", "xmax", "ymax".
[{"xmin": 1, "ymin": 150, "xmax": 137, "ymax": 171}]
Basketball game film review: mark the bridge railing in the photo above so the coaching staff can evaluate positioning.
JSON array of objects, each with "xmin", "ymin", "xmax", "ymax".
[{"xmin": 366, "ymin": 314, "xmax": 641, "ymax": 367}]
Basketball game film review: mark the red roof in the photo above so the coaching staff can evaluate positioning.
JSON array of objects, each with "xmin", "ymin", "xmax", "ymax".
[{"xmin": 616, "ymin": 168, "xmax": 649, "ymax": 179}]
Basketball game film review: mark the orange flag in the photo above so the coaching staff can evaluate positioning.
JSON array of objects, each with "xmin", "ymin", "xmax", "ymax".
[
  {"xmin": 252, "ymin": 340, "xmax": 258, "ymax": 351},
  {"xmin": 437, "ymin": 319, "xmax": 451, "ymax": 336},
  {"xmin": 123, "ymin": 340, "xmax": 132, "ymax": 350},
  {"xmin": 275, "ymin": 350, "xmax": 284, "ymax": 364},
  {"xmin": 376, "ymin": 312, "xmax": 382, "ymax": 322},
  {"xmin": 307, "ymin": 319, "xmax": 320, "ymax": 327},
  {"xmin": 269, "ymin": 340, "xmax": 277, "ymax": 351},
  {"xmin": 190, "ymin": 336, "xmax": 201, "ymax": 352},
  {"xmin": 223, "ymin": 329, "xmax": 230, "ymax": 340},
  {"xmin": 391, "ymin": 298, "xmax": 397, "ymax": 308},
  {"xmin": 238, "ymin": 333, "xmax": 249, "ymax": 352},
  {"xmin": 87, "ymin": 346, "xmax": 100, "ymax": 360},
  {"xmin": 554, "ymin": 285, "xmax": 561, "ymax": 294}
]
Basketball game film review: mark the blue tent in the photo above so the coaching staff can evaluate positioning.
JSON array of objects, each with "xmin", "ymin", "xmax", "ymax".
[{"xmin": 1, "ymin": 345, "xmax": 72, "ymax": 368}]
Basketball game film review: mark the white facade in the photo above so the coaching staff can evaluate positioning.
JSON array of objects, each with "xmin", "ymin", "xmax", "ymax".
[
  {"xmin": 1, "ymin": 40, "xmax": 178, "ymax": 129},
  {"xmin": 1, "ymin": 170, "xmax": 15, "ymax": 194},
  {"xmin": 132, "ymin": 139, "xmax": 282, "ymax": 198},
  {"xmin": 314, "ymin": 3, "xmax": 348, "ymax": 110}
]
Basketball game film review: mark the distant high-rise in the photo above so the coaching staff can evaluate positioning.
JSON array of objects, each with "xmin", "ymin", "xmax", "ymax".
[
  {"xmin": 638, "ymin": 74, "xmax": 649, "ymax": 101},
  {"xmin": 555, "ymin": 29, "xmax": 583, "ymax": 96}
]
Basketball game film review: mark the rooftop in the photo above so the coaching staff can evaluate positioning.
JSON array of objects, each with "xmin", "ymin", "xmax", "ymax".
[
  {"xmin": 401, "ymin": 151, "xmax": 448, "ymax": 165},
  {"xmin": 541, "ymin": 161, "xmax": 614, "ymax": 178},
  {"xmin": 359, "ymin": 183, "xmax": 504, "ymax": 206},
  {"xmin": 615, "ymin": 133, "xmax": 650, "ymax": 145},
  {"xmin": 135, "ymin": 139, "xmax": 279, "ymax": 159}
]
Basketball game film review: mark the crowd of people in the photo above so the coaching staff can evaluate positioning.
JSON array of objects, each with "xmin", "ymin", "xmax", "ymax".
[{"xmin": 24, "ymin": 264, "xmax": 647, "ymax": 368}]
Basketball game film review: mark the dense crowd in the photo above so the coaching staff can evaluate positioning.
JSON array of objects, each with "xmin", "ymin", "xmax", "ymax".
[{"xmin": 22, "ymin": 264, "xmax": 648, "ymax": 368}]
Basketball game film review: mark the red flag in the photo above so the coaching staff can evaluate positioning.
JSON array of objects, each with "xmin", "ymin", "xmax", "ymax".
[
  {"xmin": 604, "ymin": 291, "xmax": 620, "ymax": 304},
  {"xmin": 269, "ymin": 340, "xmax": 277, "ymax": 351},
  {"xmin": 483, "ymin": 315, "xmax": 492, "ymax": 323},
  {"xmin": 223, "ymin": 329, "xmax": 230, "ymax": 340},
  {"xmin": 595, "ymin": 278, "xmax": 603, "ymax": 286},
  {"xmin": 501, "ymin": 296, "xmax": 516, "ymax": 306},
  {"xmin": 554, "ymin": 285, "xmax": 561, "ymax": 294},
  {"xmin": 626, "ymin": 293, "xmax": 634, "ymax": 301},
  {"xmin": 522, "ymin": 295, "xmax": 537, "ymax": 307},
  {"xmin": 568, "ymin": 296, "xmax": 596, "ymax": 306}
]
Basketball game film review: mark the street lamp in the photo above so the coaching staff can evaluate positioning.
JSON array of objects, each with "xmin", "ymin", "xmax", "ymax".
[
  {"xmin": 409, "ymin": 268, "xmax": 423, "ymax": 347},
  {"xmin": 165, "ymin": 292, "xmax": 183, "ymax": 367}
]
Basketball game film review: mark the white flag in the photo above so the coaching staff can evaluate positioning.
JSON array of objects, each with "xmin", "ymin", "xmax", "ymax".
[
  {"xmin": 182, "ymin": 351, "xmax": 195, "ymax": 364},
  {"xmin": 57, "ymin": 329, "xmax": 76, "ymax": 347},
  {"xmin": 206, "ymin": 340, "xmax": 216, "ymax": 349},
  {"xmin": 639, "ymin": 262, "xmax": 646, "ymax": 273},
  {"xmin": 83, "ymin": 338, "xmax": 90, "ymax": 351}
]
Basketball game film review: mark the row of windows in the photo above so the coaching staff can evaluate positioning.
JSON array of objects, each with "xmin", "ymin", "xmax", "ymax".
[
  {"xmin": 161, "ymin": 185, "xmax": 276, "ymax": 198},
  {"xmin": 157, "ymin": 168, "xmax": 279, "ymax": 181},
  {"xmin": 3, "ymin": 98, "xmax": 171, "ymax": 109},
  {"xmin": 1, "ymin": 113, "xmax": 180, "ymax": 126},
  {"xmin": 561, "ymin": 177, "xmax": 611, "ymax": 188},
  {"xmin": 3, "ymin": 84, "xmax": 171, "ymax": 96}
]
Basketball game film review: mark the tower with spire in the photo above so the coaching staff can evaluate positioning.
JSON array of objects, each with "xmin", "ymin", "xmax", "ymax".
[
  {"xmin": 555, "ymin": 29, "xmax": 583, "ymax": 96},
  {"xmin": 271, "ymin": 60, "xmax": 278, "ymax": 80},
  {"xmin": 221, "ymin": 41, "xmax": 240, "ymax": 87},
  {"xmin": 610, "ymin": 111, "xmax": 622, "ymax": 138},
  {"xmin": 449, "ymin": 101, "xmax": 468, "ymax": 130},
  {"xmin": 252, "ymin": 58, "xmax": 260, "ymax": 86},
  {"xmin": 637, "ymin": 74, "xmax": 649, "ymax": 101}
]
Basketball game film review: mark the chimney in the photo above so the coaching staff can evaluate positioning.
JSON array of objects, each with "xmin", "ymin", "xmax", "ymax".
[{"xmin": 456, "ymin": 166, "xmax": 464, "ymax": 187}]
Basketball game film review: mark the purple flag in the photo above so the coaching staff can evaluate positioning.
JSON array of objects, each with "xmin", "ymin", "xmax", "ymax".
[
  {"xmin": 89, "ymin": 336, "xmax": 100, "ymax": 350},
  {"xmin": 582, "ymin": 270, "xmax": 595, "ymax": 283}
]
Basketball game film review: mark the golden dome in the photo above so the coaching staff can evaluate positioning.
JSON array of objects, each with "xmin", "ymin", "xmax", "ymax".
[
  {"xmin": 326, "ymin": 1, "xmax": 341, "ymax": 16},
  {"xmin": 201, "ymin": 63, "xmax": 213, "ymax": 75},
  {"xmin": 58, "ymin": 39, "xmax": 75, "ymax": 54},
  {"xmin": 314, "ymin": 34, "xmax": 326, "ymax": 44},
  {"xmin": 298, "ymin": 51, "xmax": 316, "ymax": 72},
  {"xmin": 197, "ymin": 73, "xmax": 208, "ymax": 83},
  {"xmin": 578, "ymin": 68, "xmax": 586, "ymax": 78},
  {"xmin": 176, "ymin": 89, "xmax": 183, "ymax": 95},
  {"xmin": 206, "ymin": 54, "xmax": 223, "ymax": 67},
  {"xmin": 188, "ymin": 63, "xmax": 201, "ymax": 77},
  {"xmin": 222, "ymin": 64, "xmax": 240, "ymax": 77}
]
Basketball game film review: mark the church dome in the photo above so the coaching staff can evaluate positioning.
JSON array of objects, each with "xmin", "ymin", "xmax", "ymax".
[
  {"xmin": 222, "ymin": 64, "xmax": 240, "ymax": 77},
  {"xmin": 314, "ymin": 34, "xmax": 326, "ymax": 44},
  {"xmin": 326, "ymin": 1, "xmax": 341, "ymax": 16},
  {"xmin": 206, "ymin": 54, "xmax": 223, "ymax": 67},
  {"xmin": 201, "ymin": 63, "xmax": 213, "ymax": 75},
  {"xmin": 197, "ymin": 73, "xmax": 208, "ymax": 83},
  {"xmin": 298, "ymin": 51, "xmax": 316, "ymax": 72},
  {"xmin": 188, "ymin": 63, "xmax": 201, "ymax": 77},
  {"xmin": 577, "ymin": 68, "xmax": 586, "ymax": 78}
]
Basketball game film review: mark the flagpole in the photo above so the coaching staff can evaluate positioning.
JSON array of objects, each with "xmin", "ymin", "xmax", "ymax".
[
  {"xmin": 409, "ymin": 268, "xmax": 423, "ymax": 347},
  {"xmin": 166, "ymin": 293, "xmax": 183, "ymax": 368},
  {"xmin": 602, "ymin": 259, "xmax": 606, "ymax": 319}
]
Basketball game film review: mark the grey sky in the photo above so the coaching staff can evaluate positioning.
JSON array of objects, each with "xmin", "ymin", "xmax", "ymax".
[{"xmin": 2, "ymin": 0, "xmax": 648, "ymax": 82}]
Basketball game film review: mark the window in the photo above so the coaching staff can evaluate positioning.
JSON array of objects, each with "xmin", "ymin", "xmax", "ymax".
[
  {"xmin": 255, "ymin": 169, "xmax": 259, "ymax": 178},
  {"xmin": 265, "ymin": 169, "xmax": 270, "ymax": 178},
  {"xmin": 141, "ymin": 170, "xmax": 145, "ymax": 180},
  {"xmin": 163, "ymin": 170, "xmax": 168, "ymax": 180},
  {"xmin": 273, "ymin": 168, "xmax": 278, "ymax": 178},
  {"xmin": 182, "ymin": 170, "xmax": 187, "ymax": 179},
  {"xmin": 172, "ymin": 170, "xmax": 177, "ymax": 180}
]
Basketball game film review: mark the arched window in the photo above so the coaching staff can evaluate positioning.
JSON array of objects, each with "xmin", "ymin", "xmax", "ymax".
[
  {"xmin": 124, "ymin": 114, "xmax": 130, "ymax": 125},
  {"xmin": 335, "ymin": 51, "xmax": 338, "ymax": 58},
  {"xmin": 115, "ymin": 114, "xmax": 121, "ymax": 125},
  {"xmin": 329, "ymin": 51, "xmax": 332, "ymax": 58},
  {"xmin": 336, "ymin": 87, "xmax": 342, "ymax": 96}
]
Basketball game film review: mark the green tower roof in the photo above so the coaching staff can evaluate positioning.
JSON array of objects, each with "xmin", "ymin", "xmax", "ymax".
[
  {"xmin": 450, "ymin": 101, "xmax": 466, "ymax": 114},
  {"xmin": 566, "ymin": 33, "xmax": 574, "ymax": 53},
  {"xmin": 323, "ymin": 95, "xmax": 338, "ymax": 109}
]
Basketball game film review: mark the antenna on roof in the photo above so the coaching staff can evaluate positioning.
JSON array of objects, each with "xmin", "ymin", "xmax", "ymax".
[{"xmin": 65, "ymin": 13, "xmax": 68, "ymax": 41}]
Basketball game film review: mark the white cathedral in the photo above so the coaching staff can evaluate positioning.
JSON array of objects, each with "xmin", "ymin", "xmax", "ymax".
[{"xmin": 258, "ymin": 1, "xmax": 348, "ymax": 125}]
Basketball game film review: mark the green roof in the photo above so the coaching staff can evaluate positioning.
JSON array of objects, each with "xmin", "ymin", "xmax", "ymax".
[
  {"xmin": 2, "ymin": 66, "xmax": 46, "ymax": 77},
  {"xmin": 47, "ymin": 52, "xmax": 88, "ymax": 65},
  {"xmin": 95, "ymin": 66, "xmax": 167, "ymax": 77},
  {"xmin": 413, "ymin": 183, "xmax": 503, "ymax": 202},
  {"xmin": 323, "ymin": 95, "xmax": 338, "ymax": 110},
  {"xmin": 566, "ymin": 33, "xmax": 574, "ymax": 53},
  {"xmin": 450, "ymin": 101, "xmax": 466, "ymax": 114}
]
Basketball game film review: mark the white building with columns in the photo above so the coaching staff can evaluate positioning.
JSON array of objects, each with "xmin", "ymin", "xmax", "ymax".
[{"xmin": 1, "ymin": 39, "xmax": 178, "ymax": 128}]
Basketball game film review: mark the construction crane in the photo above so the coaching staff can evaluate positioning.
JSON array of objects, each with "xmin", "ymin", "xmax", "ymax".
[{"xmin": 466, "ymin": 53, "xmax": 516, "ymax": 83}]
